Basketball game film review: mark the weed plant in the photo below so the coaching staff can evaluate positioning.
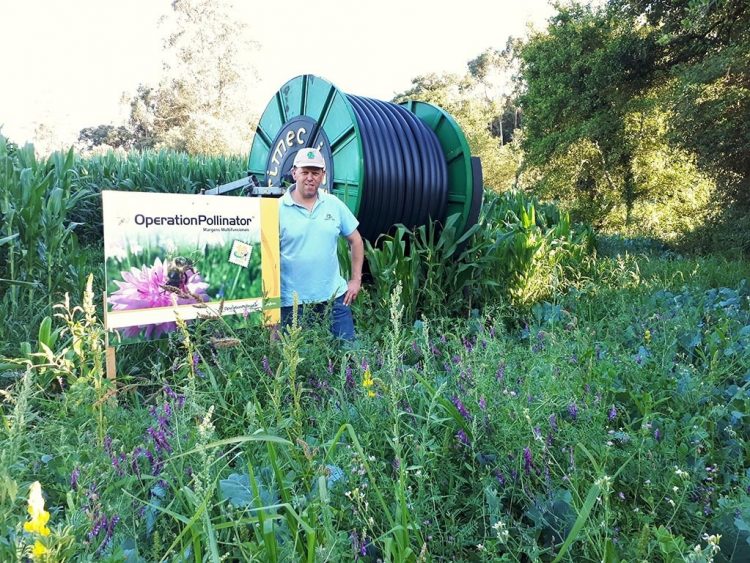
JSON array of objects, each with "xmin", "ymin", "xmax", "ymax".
[
  {"xmin": 2, "ymin": 253, "xmax": 750, "ymax": 561},
  {"xmin": 3, "ymin": 141, "xmax": 750, "ymax": 560}
]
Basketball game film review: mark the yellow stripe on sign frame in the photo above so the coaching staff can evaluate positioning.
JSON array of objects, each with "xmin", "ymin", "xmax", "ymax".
[{"xmin": 260, "ymin": 197, "xmax": 281, "ymax": 325}]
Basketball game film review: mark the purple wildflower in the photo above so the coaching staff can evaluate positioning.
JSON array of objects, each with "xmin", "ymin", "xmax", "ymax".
[
  {"xmin": 568, "ymin": 402, "xmax": 578, "ymax": 421},
  {"xmin": 111, "ymin": 453, "xmax": 126, "ymax": 476},
  {"xmin": 494, "ymin": 470, "xmax": 506, "ymax": 486},
  {"xmin": 452, "ymin": 355, "xmax": 461, "ymax": 365},
  {"xmin": 86, "ymin": 482, "xmax": 98, "ymax": 505},
  {"xmin": 148, "ymin": 426, "xmax": 173, "ymax": 454},
  {"xmin": 345, "ymin": 365, "xmax": 354, "ymax": 389},
  {"xmin": 459, "ymin": 367, "xmax": 474, "ymax": 388},
  {"xmin": 523, "ymin": 447, "xmax": 534, "ymax": 474},
  {"xmin": 163, "ymin": 385, "xmax": 178, "ymax": 400},
  {"xmin": 456, "ymin": 429, "xmax": 471, "ymax": 447},
  {"xmin": 94, "ymin": 513, "xmax": 120, "ymax": 555},
  {"xmin": 532, "ymin": 331, "xmax": 546, "ymax": 353},
  {"xmin": 608, "ymin": 405, "xmax": 617, "ymax": 421},
  {"xmin": 130, "ymin": 447, "xmax": 144, "ymax": 476},
  {"xmin": 262, "ymin": 355, "xmax": 273, "ymax": 377},
  {"xmin": 451, "ymin": 396, "xmax": 472, "ymax": 420},
  {"xmin": 549, "ymin": 413, "xmax": 558, "ymax": 431},
  {"xmin": 495, "ymin": 362, "xmax": 505, "ymax": 382},
  {"xmin": 464, "ymin": 338, "xmax": 473, "ymax": 353},
  {"xmin": 103, "ymin": 435, "xmax": 113, "ymax": 456},
  {"xmin": 478, "ymin": 396, "xmax": 487, "ymax": 411},
  {"xmin": 70, "ymin": 467, "xmax": 80, "ymax": 490},
  {"xmin": 89, "ymin": 514, "xmax": 106, "ymax": 540},
  {"xmin": 361, "ymin": 358, "xmax": 369, "ymax": 371},
  {"xmin": 151, "ymin": 458, "xmax": 164, "ymax": 476},
  {"xmin": 654, "ymin": 428, "xmax": 662, "ymax": 442},
  {"xmin": 108, "ymin": 257, "xmax": 209, "ymax": 339}
]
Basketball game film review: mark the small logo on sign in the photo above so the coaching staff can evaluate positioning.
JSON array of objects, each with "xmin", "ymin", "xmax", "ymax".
[{"xmin": 229, "ymin": 240, "xmax": 252, "ymax": 268}]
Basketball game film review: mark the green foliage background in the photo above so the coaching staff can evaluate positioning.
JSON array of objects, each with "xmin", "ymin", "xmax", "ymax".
[{"xmin": 3, "ymin": 0, "xmax": 750, "ymax": 558}]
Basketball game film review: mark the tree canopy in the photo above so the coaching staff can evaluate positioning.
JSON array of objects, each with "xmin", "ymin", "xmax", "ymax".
[{"xmin": 79, "ymin": 0, "xmax": 258, "ymax": 155}]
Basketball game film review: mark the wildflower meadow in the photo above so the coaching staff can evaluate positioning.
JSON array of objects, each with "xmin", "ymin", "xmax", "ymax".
[{"xmin": 2, "ymin": 134, "xmax": 750, "ymax": 562}]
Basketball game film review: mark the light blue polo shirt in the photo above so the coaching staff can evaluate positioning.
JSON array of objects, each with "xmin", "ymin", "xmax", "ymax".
[{"xmin": 279, "ymin": 188, "xmax": 359, "ymax": 307}]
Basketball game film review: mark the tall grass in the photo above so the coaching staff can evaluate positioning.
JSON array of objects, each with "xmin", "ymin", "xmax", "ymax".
[
  {"xmin": 2, "ymin": 142, "xmax": 749, "ymax": 560},
  {"xmin": 4, "ymin": 252, "xmax": 749, "ymax": 560}
]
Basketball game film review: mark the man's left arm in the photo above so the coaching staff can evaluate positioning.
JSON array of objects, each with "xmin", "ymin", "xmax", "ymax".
[{"xmin": 343, "ymin": 229, "xmax": 364, "ymax": 306}]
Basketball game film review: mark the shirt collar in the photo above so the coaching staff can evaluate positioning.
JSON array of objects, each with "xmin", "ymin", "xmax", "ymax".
[{"xmin": 281, "ymin": 187, "xmax": 328, "ymax": 207}]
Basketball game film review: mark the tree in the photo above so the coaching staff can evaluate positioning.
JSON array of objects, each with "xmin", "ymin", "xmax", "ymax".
[
  {"xmin": 518, "ymin": 2, "xmax": 657, "ymax": 223},
  {"xmin": 615, "ymin": 0, "xmax": 750, "ymax": 205},
  {"xmin": 77, "ymin": 125, "xmax": 136, "ymax": 152},
  {"xmin": 467, "ymin": 42, "xmax": 523, "ymax": 144},
  {"xmin": 124, "ymin": 0, "xmax": 258, "ymax": 155},
  {"xmin": 395, "ymin": 47, "xmax": 523, "ymax": 192}
]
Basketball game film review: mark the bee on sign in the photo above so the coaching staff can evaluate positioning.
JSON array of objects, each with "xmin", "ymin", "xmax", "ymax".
[{"xmin": 160, "ymin": 256, "xmax": 206, "ymax": 305}]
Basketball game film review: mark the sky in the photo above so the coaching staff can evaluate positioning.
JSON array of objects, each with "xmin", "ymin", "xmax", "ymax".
[{"xmin": 1, "ymin": 0, "xmax": 555, "ymax": 148}]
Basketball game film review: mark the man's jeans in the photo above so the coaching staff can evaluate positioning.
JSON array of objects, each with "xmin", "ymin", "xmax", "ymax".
[{"xmin": 280, "ymin": 294, "xmax": 355, "ymax": 341}]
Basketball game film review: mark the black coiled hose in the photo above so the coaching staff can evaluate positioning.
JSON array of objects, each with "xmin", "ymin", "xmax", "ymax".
[{"xmin": 346, "ymin": 95, "xmax": 448, "ymax": 241}]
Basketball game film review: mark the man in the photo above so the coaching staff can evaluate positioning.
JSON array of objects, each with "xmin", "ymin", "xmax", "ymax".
[{"xmin": 279, "ymin": 147, "xmax": 364, "ymax": 340}]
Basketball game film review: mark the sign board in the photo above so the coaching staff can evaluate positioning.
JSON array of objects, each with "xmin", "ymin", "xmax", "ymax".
[{"xmin": 102, "ymin": 191, "xmax": 279, "ymax": 345}]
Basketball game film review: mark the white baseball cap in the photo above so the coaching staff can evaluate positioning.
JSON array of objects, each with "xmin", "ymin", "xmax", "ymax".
[{"xmin": 293, "ymin": 147, "xmax": 326, "ymax": 169}]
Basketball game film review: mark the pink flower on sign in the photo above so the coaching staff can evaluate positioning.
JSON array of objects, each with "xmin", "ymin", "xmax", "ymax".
[{"xmin": 109, "ymin": 257, "xmax": 209, "ymax": 339}]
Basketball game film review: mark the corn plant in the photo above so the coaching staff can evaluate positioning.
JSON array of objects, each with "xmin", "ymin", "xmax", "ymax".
[
  {"xmin": 0, "ymin": 135, "xmax": 92, "ymax": 316},
  {"xmin": 365, "ymin": 190, "xmax": 594, "ymax": 323},
  {"xmin": 71, "ymin": 149, "xmax": 247, "ymax": 243}
]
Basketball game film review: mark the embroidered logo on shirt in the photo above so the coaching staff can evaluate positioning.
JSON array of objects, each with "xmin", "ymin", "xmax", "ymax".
[{"xmin": 324, "ymin": 213, "xmax": 335, "ymax": 221}]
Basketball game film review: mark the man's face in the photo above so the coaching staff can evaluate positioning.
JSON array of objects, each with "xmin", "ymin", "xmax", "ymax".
[{"xmin": 292, "ymin": 166, "xmax": 325, "ymax": 199}]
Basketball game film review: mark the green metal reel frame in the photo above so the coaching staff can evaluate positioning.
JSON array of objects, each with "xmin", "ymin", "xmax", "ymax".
[{"xmin": 248, "ymin": 75, "xmax": 365, "ymax": 215}]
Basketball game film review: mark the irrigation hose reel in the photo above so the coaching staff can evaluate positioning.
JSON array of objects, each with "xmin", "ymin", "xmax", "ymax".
[{"xmin": 209, "ymin": 74, "xmax": 483, "ymax": 240}]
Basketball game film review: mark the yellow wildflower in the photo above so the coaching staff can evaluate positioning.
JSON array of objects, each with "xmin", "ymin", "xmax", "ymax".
[
  {"xmin": 24, "ymin": 482, "xmax": 51, "ymax": 537},
  {"xmin": 362, "ymin": 369, "xmax": 374, "ymax": 389},
  {"xmin": 644, "ymin": 329, "xmax": 651, "ymax": 343},
  {"xmin": 32, "ymin": 540, "xmax": 48, "ymax": 558},
  {"xmin": 362, "ymin": 369, "xmax": 376, "ymax": 397}
]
